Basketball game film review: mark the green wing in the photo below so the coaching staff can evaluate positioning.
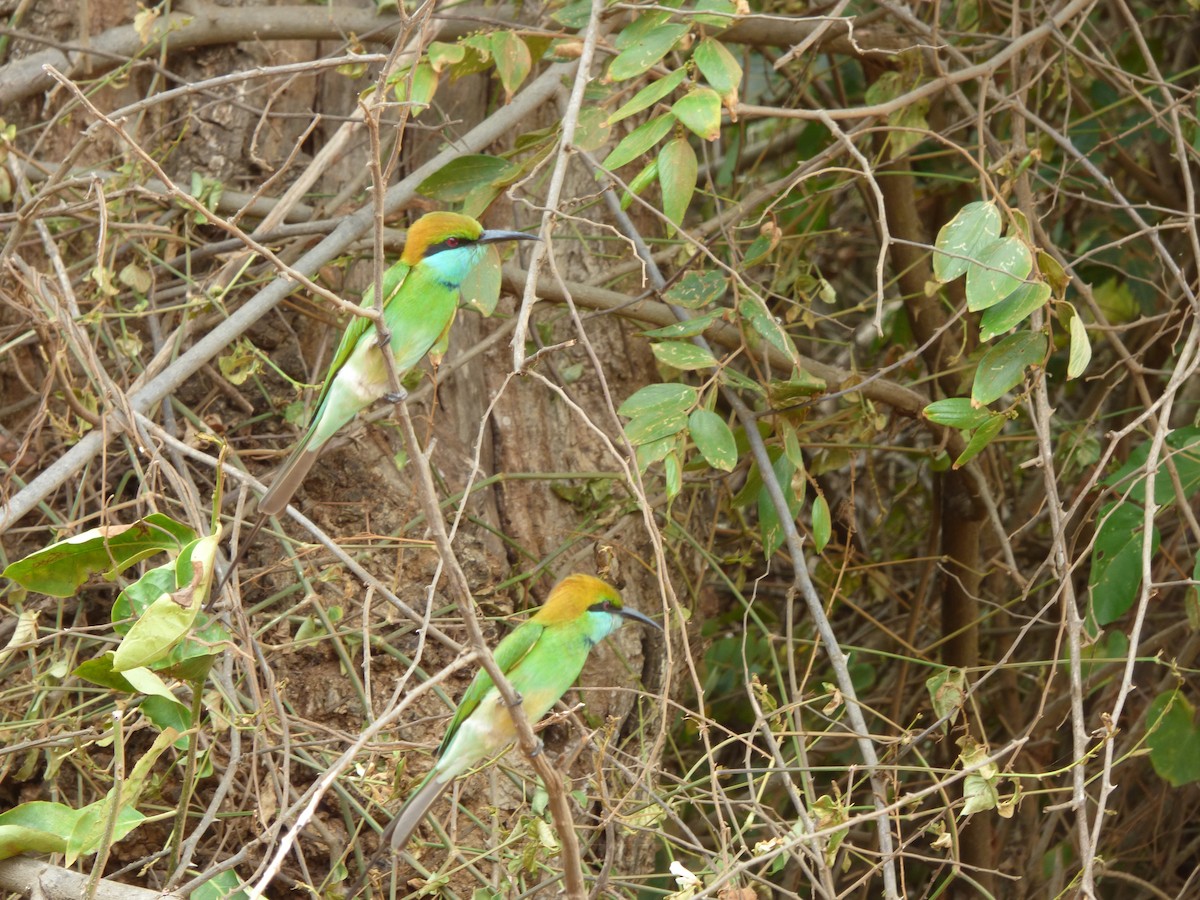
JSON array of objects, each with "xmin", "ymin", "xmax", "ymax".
[
  {"xmin": 308, "ymin": 260, "xmax": 412, "ymax": 413},
  {"xmin": 437, "ymin": 619, "xmax": 544, "ymax": 757}
]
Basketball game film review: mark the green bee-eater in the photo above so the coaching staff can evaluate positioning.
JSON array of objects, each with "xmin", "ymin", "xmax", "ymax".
[
  {"xmin": 221, "ymin": 212, "xmax": 537, "ymax": 586},
  {"xmin": 356, "ymin": 574, "xmax": 660, "ymax": 891}
]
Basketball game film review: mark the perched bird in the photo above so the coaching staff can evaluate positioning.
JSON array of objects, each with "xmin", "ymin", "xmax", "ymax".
[
  {"xmin": 221, "ymin": 212, "xmax": 538, "ymax": 587},
  {"xmin": 353, "ymin": 574, "xmax": 660, "ymax": 894}
]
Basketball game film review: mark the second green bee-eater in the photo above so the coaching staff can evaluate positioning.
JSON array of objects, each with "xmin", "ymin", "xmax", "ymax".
[{"xmin": 355, "ymin": 574, "xmax": 660, "ymax": 892}]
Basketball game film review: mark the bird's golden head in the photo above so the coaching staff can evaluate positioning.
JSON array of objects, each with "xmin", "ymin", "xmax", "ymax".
[
  {"xmin": 401, "ymin": 212, "xmax": 485, "ymax": 265},
  {"xmin": 531, "ymin": 574, "xmax": 623, "ymax": 625}
]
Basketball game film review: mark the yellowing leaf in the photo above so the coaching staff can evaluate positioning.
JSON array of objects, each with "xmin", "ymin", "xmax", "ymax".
[{"xmin": 672, "ymin": 87, "xmax": 722, "ymax": 141}]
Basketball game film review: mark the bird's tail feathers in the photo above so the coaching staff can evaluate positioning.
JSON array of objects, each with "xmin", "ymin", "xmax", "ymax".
[
  {"xmin": 385, "ymin": 772, "xmax": 450, "ymax": 854},
  {"xmin": 257, "ymin": 426, "xmax": 319, "ymax": 517}
]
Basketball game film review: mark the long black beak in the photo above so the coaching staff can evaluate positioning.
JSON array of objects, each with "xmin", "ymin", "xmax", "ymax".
[
  {"xmin": 617, "ymin": 607, "xmax": 663, "ymax": 632},
  {"xmin": 478, "ymin": 229, "xmax": 541, "ymax": 245}
]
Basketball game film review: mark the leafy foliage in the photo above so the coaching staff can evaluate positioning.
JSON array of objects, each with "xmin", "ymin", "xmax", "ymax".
[{"xmin": 3, "ymin": 1, "xmax": 1200, "ymax": 898}]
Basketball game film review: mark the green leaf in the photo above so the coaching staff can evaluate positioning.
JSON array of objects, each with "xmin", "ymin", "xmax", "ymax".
[
  {"xmin": 923, "ymin": 398, "xmax": 993, "ymax": 430},
  {"xmin": 664, "ymin": 452, "xmax": 682, "ymax": 498},
  {"xmin": 417, "ymin": 155, "xmax": 521, "ymax": 202},
  {"xmin": 651, "ymin": 340, "xmax": 719, "ymax": 370},
  {"xmin": 618, "ymin": 383, "xmax": 698, "ymax": 418},
  {"xmin": 1067, "ymin": 307, "xmax": 1092, "ymax": 379},
  {"xmin": 658, "ymin": 137, "xmax": 697, "ymax": 226},
  {"xmin": 621, "ymin": 158, "xmax": 658, "ymax": 210},
  {"xmin": 642, "ymin": 308, "xmax": 724, "ymax": 338},
  {"xmin": 625, "ymin": 410, "xmax": 688, "ymax": 445},
  {"xmin": 605, "ymin": 67, "xmax": 687, "ymax": 127},
  {"xmin": 971, "ymin": 331, "xmax": 1046, "ymax": 406},
  {"xmin": 811, "ymin": 494, "xmax": 831, "ymax": 552},
  {"xmin": 613, "ymin": 11, "xmax": 671, "ymax": 50},
  {"xmin": 1089, "ymin": 501, "xmax": 1159, "ymax": 626},
  {"xmin": 693, "ymin": 37, "xmax": 742, "ymax": 97},
  {"xmin": 926, "ymin": 667, "xmax": 966, "ymax": 721},
  {"xmin": 394, "ymin": 63, "xmax": 437, "ymax": 115},
  {"xmin": 691, "ymin": 0, "xmax": 738, "ymax": 28},
  {"xmin": 1093, "ymin": 276, "xmax": 1139, "ymax": 324},
  {"xmin": 664, "ymin": 270, "xmax": 727, "ymax": 309},
  {"xmin": 979, "ymin": 279, "xmax": 1051, "ymax": 340},
  {"xmin": 490, "ymin": 31, "xmax": 531, "ymax": 100},
  {"xmin": 112, "ymin": 583, "xmax": 199, "ymax": 672},
  {"xmin": 758, "ymin": 453, "xmax": 801, "ymax": 557},
  {"xmin": 427, "ymin": 41, "xmax": 465, "ymax": 73},
  {"xmin": 635, "ymin": 434, "xmax": 678, "ymax": 471},
  {"xmin": 966, "ymin": 236, "xmax": 1033, "ymax": 311},
  {"xmin": 218, "ymin": 337, "xmax": 262, "ymax": 386},
  {"xmin": 606, "ymin": 24, "xmax": 690, "ymax": 82},
  {"xmin": 551, "ymin": 0, "xmax": 592, "ymax": 28},
  {"xmin": 739, "ymin": 298, "xmax": 800, "ymax": 361},
  {"xmin": 2, "ymin": 513, "xmax": 195, "ymax": 597},
  {"xmin": 688, "ymin": 409, "xmax": 737, "ymax": 472},
  {"xmin": 953, "ymin": 414, "xmax": 1006, "ymax": 468},
  {"xmin": 0, "ymin": 802, "xmax": 89, "ymax": 859},
  {"xmin": 573, "ymin": 106, "xmax": 612, "ymax": 152},
  {"xmin": 1147, "ymin": 690, "xmax": 1200, "ymax": 786},
  {"xmin": 601, "ymin": 113, "xmax": 675, "ymax": 170},
  {"xmin": 191, "ymin": 870, "xmax": 250, "ymax": 900},
  {"xmin": 933, "ymin": 200, "xmax": 1002, "ymax": 283},
  {"xmin": 1102, "ymin": 427, "xmax": 1200, "ymax": 506},
  {"xmin": 461, "ymin": 245, "xmax": 502, "ymax": 316},
  {"xmin": 672, "ymin": 87, "xmax": 722, "ymax": 141},
  {"xmin": 886, "ymin": 97, "xmax": 929, "ymax": 157}
]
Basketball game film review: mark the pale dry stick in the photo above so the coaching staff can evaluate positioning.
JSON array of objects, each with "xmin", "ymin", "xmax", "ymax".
[
  {"xmin": 520, "ymin": 183, "xmax": 699, "ymax": 886},
  {"xmin": 509, "ymin": 0, "xmax": 606, "ymax": 369},
  {"xmin": 1022, "ymin": 336, "xmax": 1099, "ymax": 894},
  {"xmin": 600, "ymin": 192, "xmax": 898, "ymax": 897},
  {"xmin": 128, "ymin": 410, "xmax": 463, "ymax": 649},
  {"xmin": 691, "ymin": 737, "xmax": 1028, "ymax": 899},
  {"xmin": 0, "ymin": 5, "xmax": 508, "ymax": 106},
  {"xmin": 243, "ymin": 650, "xmax": 478, "ymax": 900},
  {"xmin": 737, "ymin": 0, "xmax": 1097, "ymax": 124},
  {"xmin": 0, "ymin": 60, "xmax": 576, "ymax": 532},
  {"xmin": 389, "ymin": 397, "xmax": 588, "ymax": 900},
  {"xmin": 0, "ymin": 857, "xmax": 182, "ymax": 900},
  {"xmin": 1083, "ymin": 325, "xmax": 1200, "ymax": 891},
  {"xmin": 580, "ymin": 184, "xmax": 825, "ymax": 885},
  {"xmin": 254, "ymin": 10, "xmax": 433, "ymax": 238},
  {"xmin": 815, "ymin": 111, "xmax": 889, "ymax": 334},
  {"xmin": 42, "ymin": 67, "xmax": 361, "ymax": 315},
  {"xmin": 772, "ymin": 0, "xmax": 855, "ymax": 69}
]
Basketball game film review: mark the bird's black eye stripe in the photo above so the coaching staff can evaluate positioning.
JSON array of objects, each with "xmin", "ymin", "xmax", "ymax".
[
  {"xmin": 589, "ymin": 600, "xmax": 618, "ymax": 614},
  {"xmin": 424, "ymin": 235, "xmax": 473, "ymax": 256}
]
